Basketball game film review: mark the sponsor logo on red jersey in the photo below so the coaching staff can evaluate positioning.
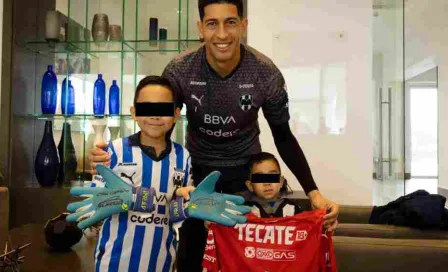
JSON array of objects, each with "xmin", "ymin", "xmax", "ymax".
[
  {"xmin": 235, "ymin": 224, "xmax": 308, "ymax": 245},
  {"xmin": 245, "ymin": 247, "xmax": 296, "ymax": 262}
]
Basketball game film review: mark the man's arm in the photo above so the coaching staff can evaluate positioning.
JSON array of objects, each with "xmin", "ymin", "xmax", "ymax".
[
  {"xmin": 268, "ymin": 121, "xmax": 339, "ymax": 232},
  {"xmin": 268, "ymin": 121, "xmax": 318, "ymax": 194}
]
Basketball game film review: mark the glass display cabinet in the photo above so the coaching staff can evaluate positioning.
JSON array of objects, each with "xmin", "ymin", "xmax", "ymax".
[{"xmin": 15, "ymin": 0, "xmax": 200, "ymax": 188}]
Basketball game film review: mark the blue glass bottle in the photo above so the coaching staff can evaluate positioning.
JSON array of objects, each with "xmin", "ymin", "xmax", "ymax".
[
  {"xmin": 41, "ymin": 65, "xmax": 57, "ymax": 114},
  {"xmin": 35, "ymin": 121, "xmax": 60, "ymax": 187},
  {"xmin": 93, "ymin": 74, "xmax": 106, "ymax": 115},
  {"xmin": 61, "ymin": 77, "xmax": 75, "ymax": 115},
  {"xmin": 109, "ymin": 80, "xmax": 120, "ymax": 115}
]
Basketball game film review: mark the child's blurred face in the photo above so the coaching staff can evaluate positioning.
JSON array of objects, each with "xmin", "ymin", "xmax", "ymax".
[
  {"xmin": 246, "ymin": 159, "xmax": 284, "ymax": 201},
  {"xmin": 130, "ymin": 85, "xmax": 180, "ymax": 140}
]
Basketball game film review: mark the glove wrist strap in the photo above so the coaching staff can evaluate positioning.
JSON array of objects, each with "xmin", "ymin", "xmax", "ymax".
[
  {"xmin": 169, "ymin": 197, "xmax": 189, "ymax": 223},
  {"xmin": 132, "ymin": 187, "xmax": 156, "ymax": 213}
]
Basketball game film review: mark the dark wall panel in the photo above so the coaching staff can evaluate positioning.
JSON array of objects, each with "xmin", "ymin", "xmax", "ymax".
[{"xmin": 8, "ymin": 0, "xmax": 67, "ymax": 228}]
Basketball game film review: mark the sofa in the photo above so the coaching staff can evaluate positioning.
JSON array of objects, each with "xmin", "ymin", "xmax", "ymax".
[
  {"xmin": 288, "ymin": 198, "xmax": 448, "ymax": 271},
  {"xmin": 335, "ymin": 205, "xmax": 448, "ymax": 271},
  {"xmin": 0, "ymin": 187, "xmax": 9, "ymax": 250}
]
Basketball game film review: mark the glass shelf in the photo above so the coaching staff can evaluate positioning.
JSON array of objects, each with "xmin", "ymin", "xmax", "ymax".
[
  {"xmin": 16, "ymin": 114, "xmax": 187, "ymax": 121},
  {"xmin": 68, "ymin": 40, "xmax": 134, "ymax": 53},
  {"xmin": 21, "ymin": 39, "xmax": 202, "ymax": 54},
  {"xmin": 13, "ymin": 0, "xmax": 196, "ymax": 188},
  {"xmin": 19, "ymin": 40, "xmax": 84, "ymax": 54},
  {"xmin": 125, "ymin": 40, "xmax": 202, "ymax": 52},
  {"xmin": 24, "ymin": 114, "xmax": 133, "ymax": 120}
]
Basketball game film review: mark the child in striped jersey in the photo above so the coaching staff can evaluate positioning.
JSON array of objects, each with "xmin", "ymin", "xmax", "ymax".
[
  {"xmin": 244, "ymin": 152, "xmax": 303, "ymax": 218},
  {"xmin": 93, "ymin": 76, "xmax": 194, "ymax": 272}
]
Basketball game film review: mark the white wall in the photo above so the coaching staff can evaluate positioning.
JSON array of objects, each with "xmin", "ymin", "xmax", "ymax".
[
  {"xmin": 404, "ymin": 0, "xmax": 448, "ymax": 192},
  {"xmin": 248, "ymin": 0, "xmax": 373, "ymax": 205}
]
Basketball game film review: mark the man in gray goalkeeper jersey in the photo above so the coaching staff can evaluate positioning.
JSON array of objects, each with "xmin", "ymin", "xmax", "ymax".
[{"xmin": 89, "ymin": 0, "xmax": 339, "ymax": 271}]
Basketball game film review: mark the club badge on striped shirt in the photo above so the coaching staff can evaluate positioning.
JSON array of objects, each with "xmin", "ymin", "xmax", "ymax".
[{"xmin": 172, "ymin": 168, "xmax": 185, "ymax": 187}]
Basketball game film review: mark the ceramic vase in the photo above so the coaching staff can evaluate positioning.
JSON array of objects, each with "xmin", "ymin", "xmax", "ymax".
[
  {"xmin": 92, "ymin": 13, "xmax": 109, "ymax": 42},
  {"xmin": 45, "ymin": 11, "xmax": 60, "ymax": 44},
  {"xmin": 108, "ymin": 126, "xmax": 120, "ymax": 141},
  {"xmin": 92, "ymin": 123, "xmax": 107, "ymax": 147},
  {"xmin": 57, "ymin": 122, "xmax": 78, "ymax": 186},
  {"xmin": 35, "ymin": 121, "xmax": 60, "ymax": 187},
  {"xmin": 109, "ymin": 25, "xmax": 122, "ymax": 41}
]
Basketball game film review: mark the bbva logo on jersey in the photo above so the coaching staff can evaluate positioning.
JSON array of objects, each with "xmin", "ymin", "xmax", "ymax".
[{"xmin": 239, "ymin": 94, "xmax": 252, "ymax": 112}]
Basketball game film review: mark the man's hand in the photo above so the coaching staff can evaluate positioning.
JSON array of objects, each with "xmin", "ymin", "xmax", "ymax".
[
  {"xmin": 175, "ymin": 186, "xmax": 195, "ymax": 201},
  {"xmin": 89, "ymin": 142, "xmax": 111, "ymax": 174},
  {"xmin": 308, "ymin": 190, "xmax": 339, "ymax": 232}
]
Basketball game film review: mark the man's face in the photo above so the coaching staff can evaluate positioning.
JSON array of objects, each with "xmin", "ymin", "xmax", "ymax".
[{"xmin": 198, "ymin": 3, "xmax": 247, "ymax": 64}]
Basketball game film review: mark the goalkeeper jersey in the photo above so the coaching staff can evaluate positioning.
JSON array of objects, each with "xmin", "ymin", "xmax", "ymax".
[
  {"xmin": 202, "ymin": 210, "xmax": 338, "ymax": 272},
  {"xmin": 162, "ymin": 45, "xmax": 290, "ymax": 168},
  {"xmin": 94, "ymin": 134, "xmax": 192, "ymax": 272}
]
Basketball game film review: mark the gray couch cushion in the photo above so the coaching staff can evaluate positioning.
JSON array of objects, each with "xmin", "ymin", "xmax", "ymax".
[
  {"xmin": 336, "ymin": 223, "xmax": 448, "ymax": 240},
  {"xmin": 334, "ymin": 236, "xmax": 448, "ymax": 272}
]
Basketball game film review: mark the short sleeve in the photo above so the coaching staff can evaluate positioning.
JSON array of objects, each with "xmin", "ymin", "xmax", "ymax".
[{"xmin": 262, "ymin": 68, "xmax": 290, "ymax": 124}]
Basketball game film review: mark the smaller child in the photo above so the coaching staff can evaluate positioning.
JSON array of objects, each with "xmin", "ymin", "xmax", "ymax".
[
  {"xmin": 202, "ymin": 152, "xmax": 338, "ymax": 272},
  {"xmin": 244, "ymin": 152, "xmax": 302, "ymax": 218}
]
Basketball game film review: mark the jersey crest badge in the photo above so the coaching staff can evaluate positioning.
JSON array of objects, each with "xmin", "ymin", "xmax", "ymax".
[
  {"xmin": 173, "ymin": 168, "xmax": 186, "ymax": 187},
  {"xmin": 239, "ymin": 94, "xmax": 252, "ymax": 112}
]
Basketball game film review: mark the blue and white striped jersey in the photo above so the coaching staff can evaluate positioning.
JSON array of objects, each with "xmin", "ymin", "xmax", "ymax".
[{"xmin": 94, "ymin": 134, "xmax": 192, "ymax": 272}]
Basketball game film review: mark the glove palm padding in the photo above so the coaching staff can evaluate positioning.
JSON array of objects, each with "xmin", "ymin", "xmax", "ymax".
[
  {"xmin": 184, "ymin": 171, "xmax": 252, "ymax": 226},
  {"xmin": 66, "ymin": 186, "xmax": 133, "ymax": 229}
]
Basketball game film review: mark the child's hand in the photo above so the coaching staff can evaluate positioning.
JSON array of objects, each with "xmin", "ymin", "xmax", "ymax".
[{"xmin": 176, "ymin": 186, "xmax": 195, "ymax": 201}]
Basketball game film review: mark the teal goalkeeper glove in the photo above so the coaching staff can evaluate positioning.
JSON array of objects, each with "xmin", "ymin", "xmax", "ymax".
[
  {"xmin": 71, "ymin": 165, "xmax": 132, "ymax": 215},
  {"xmin": 169, "ymin": 171, "xmax": 252, "ymax": 226},
  {"xmin": 67, "ymin": 165, "xmax": 155, "ymax": 229},
  {"xmin": 67, "ymin": 186, "xmax": 133, "ymax": 229}
]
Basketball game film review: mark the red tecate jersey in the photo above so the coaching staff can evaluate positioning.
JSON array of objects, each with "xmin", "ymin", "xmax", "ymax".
[{"xmin": 202, "ymin": 209, "xmax": 338, "ymax": 272}]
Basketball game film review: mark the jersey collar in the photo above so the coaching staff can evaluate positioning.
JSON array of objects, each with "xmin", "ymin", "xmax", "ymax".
[
  {"xmin": 202, "ymin": 44, "xmax": 246, "ymax": 80},
  {"xmin": 128, "ymin": 132, "xmax": 172, "ymax": 162}
]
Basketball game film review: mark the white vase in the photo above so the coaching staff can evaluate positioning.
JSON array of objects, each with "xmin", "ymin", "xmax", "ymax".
[
  {"xmin": 92, "ymin": 124, "xmax": 107, "ymax": 147},
  {"xmin": 45, "ymin": 11, "xmax": 60, "ymax": 43},
  {"xmin": 109, "ymin": 126, "xmax": 120, "ymax": 141}
]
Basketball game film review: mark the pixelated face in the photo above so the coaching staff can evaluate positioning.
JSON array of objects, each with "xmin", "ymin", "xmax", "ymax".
[
  {"xmin": 247, "ymin": 160, "xmax": 284, "ymax": 201},
  {"xmin": 130, "ymin": 85, "xmax": 180, "ymax": 140},
  {"xmin": 198, "ymin": 3, "xmax": 247, "ymax": 64}
]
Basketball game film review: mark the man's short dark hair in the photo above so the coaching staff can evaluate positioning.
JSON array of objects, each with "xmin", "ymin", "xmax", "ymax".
[
  {"xmin": 198, "ymin": 0, "xmax": 244, "ymax": 20},
  {"xmin": 134, "ymin": 75, "xmax": 176, "ymax": 106}
]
